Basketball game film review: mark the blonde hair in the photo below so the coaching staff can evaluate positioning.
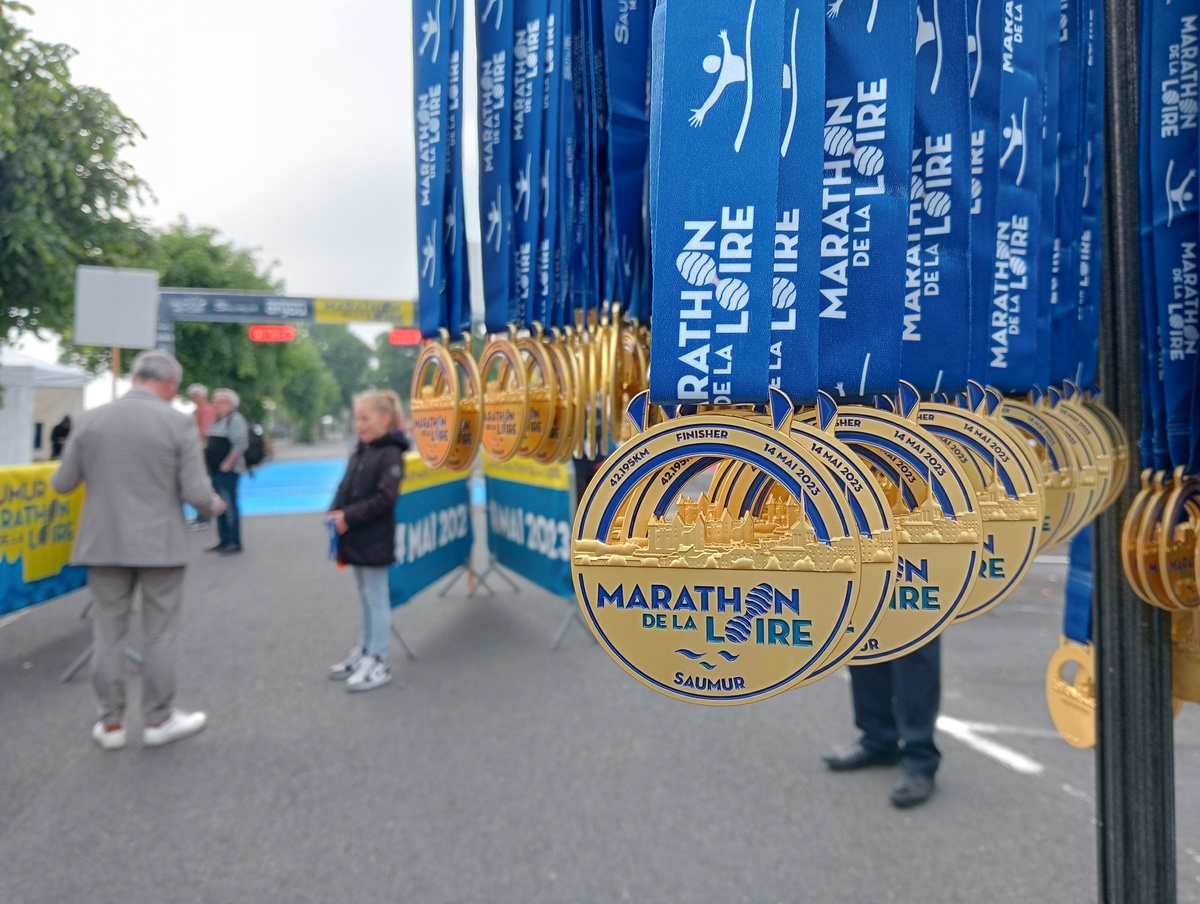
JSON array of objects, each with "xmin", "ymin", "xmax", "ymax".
[{"xmin": 354, "ymin": 389, "xmax": 403, "ymax": 430}]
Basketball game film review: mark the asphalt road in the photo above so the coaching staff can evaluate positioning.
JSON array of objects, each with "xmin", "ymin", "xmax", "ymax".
[{"xmin": 2, "ymin": 501, "xmax": 1199, "ymax": 903}]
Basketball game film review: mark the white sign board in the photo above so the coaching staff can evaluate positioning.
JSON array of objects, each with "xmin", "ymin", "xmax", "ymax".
[{"xmin": 74, "ymin": 266, "xmax": 159, "ymax": 349}]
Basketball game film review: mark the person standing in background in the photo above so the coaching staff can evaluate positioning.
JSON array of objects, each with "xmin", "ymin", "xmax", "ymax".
[
  {"xmin": 49, "ymin": 415, "xmax": 72, "ymax": 459},
  {"xmin": 186, "ymin": 384, "xmax": 214, "ymax": 530},
  {"xmin": 51, "ymin": 350, "xmax": 223, "ymax": 750},
  {"xmin": 205, "ymin": 388, "xmax": 249, "ymax": 554}
]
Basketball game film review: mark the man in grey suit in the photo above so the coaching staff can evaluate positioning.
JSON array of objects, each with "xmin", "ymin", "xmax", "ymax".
[{"xmin": 52, "ymin": 350, "xmax": 225, "ymax": 751}]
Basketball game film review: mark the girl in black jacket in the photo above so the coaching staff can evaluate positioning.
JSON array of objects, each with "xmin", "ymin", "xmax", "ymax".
[{"xmin": 327, "ymin": 390, "xmax": 410, "ymax": 691}]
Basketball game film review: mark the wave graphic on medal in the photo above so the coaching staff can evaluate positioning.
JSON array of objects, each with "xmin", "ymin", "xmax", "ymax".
[{"xmin": 572, "ymin": 391, "xmax": 867, "ymax": 705}]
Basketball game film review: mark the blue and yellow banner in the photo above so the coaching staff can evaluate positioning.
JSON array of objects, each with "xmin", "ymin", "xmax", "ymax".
[
  {"xmin": 483, "ymin": 456, "xmax": 573, "ymax": 599},
  {"xmin": 0, "ymin": 464, "xmax": 87, "ymax": 616},
  {"xmin": 391, "ymin": 453, "xmax": 473, "ymax": 606}
]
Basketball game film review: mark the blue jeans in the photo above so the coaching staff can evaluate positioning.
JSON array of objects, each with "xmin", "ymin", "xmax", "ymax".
[
  {"xmin": 354, "ymin": 566, "xmax": 391, "ymax": 658},
  {"xmin": 212, "ymin": 470, "xmax": 241, "ymax": 548},
  {"xmin": 848, "ymin": 637, "xmax": 941, "ymax": 777}
]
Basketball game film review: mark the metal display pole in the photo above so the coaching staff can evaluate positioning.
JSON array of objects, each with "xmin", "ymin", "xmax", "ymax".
[{"xmin": 1096, "ymin": 0, "xmax": 1176, "ymax": 899}]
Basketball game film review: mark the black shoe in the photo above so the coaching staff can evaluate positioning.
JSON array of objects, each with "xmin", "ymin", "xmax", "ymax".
[
  {"xmin": 822, "ymin": 742, "xmax": 902, "ymax": 771},
  {"xmin": 889, "ymin": 772, "xmax": 935, "ymax": 808},
  {"xmin": 205, "ymin": 544, "xmax": 228, "ymax": 553},
  {"xmin": 218, "ymin": 545, "xmax": 243, "ymax": 555}
]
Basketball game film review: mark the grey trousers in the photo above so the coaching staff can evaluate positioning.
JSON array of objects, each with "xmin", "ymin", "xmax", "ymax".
[{"xmin": 88, "ymin": 565, "xmax": 187, "ymax": 726}]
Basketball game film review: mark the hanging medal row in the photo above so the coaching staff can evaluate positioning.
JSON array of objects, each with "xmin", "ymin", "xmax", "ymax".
[
  {"xmin": 409, "ymin": 0, "xmax": 1132, "ymax": 716},
  {"xmin": 1127, "ymin": 0, "xmax": 1200, "ymax": 716}
]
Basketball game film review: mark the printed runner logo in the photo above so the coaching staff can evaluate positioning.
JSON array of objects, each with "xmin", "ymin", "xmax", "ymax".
[
  {"xmin": 419, "ymin": 0, "xmax": 442, "ymax": 61},
  {"xmin": 915, "ymin": 0, "xmax": 943, "ymax": 94},
  {"xmin": 827, "ymin": 0, "xmax": 879, "ymax": 34},
  {"xmin": 1167, "ymin": 158, "xmax": 1198, "ymax": 227},
  {"xmin": 689, "ymin": 2, "xmax": 757, "ymax": 152},
  {"xmin": 999, "ymin": 96, "xmax": 1029, "ymax": 185}
]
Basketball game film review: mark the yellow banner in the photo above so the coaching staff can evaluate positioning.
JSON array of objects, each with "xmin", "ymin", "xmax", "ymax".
[
  {"xmin": 402, "ymin": 451, "xmax": 471, "ymax": 495},
  {"xmin": 482, "ymin": 455, "xmax": 572, "ymax": 491},
  {"xmin": 312, "ymin": 298, "xmax": 416, "ymax": 326},
  {"xmin": 0, "ymin": 463, "xmax": 85, "ymax": 584}
]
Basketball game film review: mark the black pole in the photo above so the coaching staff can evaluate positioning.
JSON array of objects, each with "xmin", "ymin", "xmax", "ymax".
[{"xmin": 1096, "ymin": 0, "xmax": 1176, "ymax": 900}]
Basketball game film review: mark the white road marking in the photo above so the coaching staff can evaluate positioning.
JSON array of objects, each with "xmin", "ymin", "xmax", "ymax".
[
  {"xmin": 1061, "ymin": 783, "xmax": 1091, "ymax": 802},
  {"xmin": 0, "ymin": 609, "xmax": 31, "ymax": 632},
  {"xmin": 937, "ymin": 716, "xmax": 1046, "ymax": 775},
  {"xmin": 1035, "ymin": 555, "xmax": 1070, "ymax": 566}
]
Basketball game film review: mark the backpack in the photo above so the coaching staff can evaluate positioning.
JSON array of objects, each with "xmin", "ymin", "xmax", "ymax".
[{"xmin": 244, "ymin": 423, "xmax": 268, "ymax": 468}]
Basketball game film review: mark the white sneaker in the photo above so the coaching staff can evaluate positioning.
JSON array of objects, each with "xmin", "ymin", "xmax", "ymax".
[
  {"xmin": 329, "ymin": 647, "xmax": 367, "ymax": 680},
  {"xmin": 346, "ymin": 655, "xmax": 391, "ymax": 692},
  {"xmin": 92, "ymin": 721, "xmax": 127, "ymax": 751},
  {"xmin": 143, "ymin": 709, "xmax": 207, "ymax": 747}
]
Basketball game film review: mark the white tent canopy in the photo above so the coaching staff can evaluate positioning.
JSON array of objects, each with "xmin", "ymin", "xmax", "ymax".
[{"xmin": 0, "ymin": 349, "xmax": 89, "ymax": 466}]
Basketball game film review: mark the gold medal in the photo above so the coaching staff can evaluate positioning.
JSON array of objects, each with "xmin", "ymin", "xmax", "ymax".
[
  {"xmin": 916, "ymin": 399, "xmax": 1044, "ymax": 621},
  {"xmin": 1122, "ymin": 470, "xmax": 1159, "ymax": 605},
  {"xmin": 445, "ymin": 339, "xmax": 483, "ymax": 470},
  {"xmin": 479, "ymin": 333, "xmax": 529, "ymax": 462},
  {"xmin": 515, "ymin": 328, "xmax": 559, "ymax": 459},
  {"xmin": 1157, "ymin": 469, "xmax": 1200, "ymax": 610},
  {"xmin": 572, "ymin": 391, "xmax": 866, "ymax": 704},
  {"xmin": 1000, "ymin": 397, "xmax": 1080, "ymax": 551},
  {"xmin": 410, "ymin": 333, "xmax": 460, "ymax": 469},
  {"xmin": 1045, "ymin": 638, "xmax": 1096, "ymax": 749},
  {"xmin": 532, "ymin": 331, "xmax": 574, "ymax": 464},
  {"xmin": 1172, "ymin": 611, "xmax": 1200, "ymax": 704},
  {"xmin": 1134, "ymin": 470, "xmax": 1182, "ymax": 611},
  {"xmin": 610, "ymin": 320, "xmax": 650, "ymax": 448},
  {"xmin": 798, "ymin": 387, "xmax": 983, "ymax": 664},
  {"xmin": 1047, "ymin": 386, "xmax": 1116, "ymax": 534}
]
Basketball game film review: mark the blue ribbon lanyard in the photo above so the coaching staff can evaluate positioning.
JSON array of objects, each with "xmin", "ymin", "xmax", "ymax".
[
  {"xmin": 538, "ymin": 0, "xmax": 563, "ymax": 331},
  {"xmin": 555, "ymin": 0, "xmax": 577, "ymax": 331},
  {"xmin": 1138, "ymin": 0, "xmax": 1167, "ymax": 467},
  {"xmin": 584, "ymin": 0, "xmax": 608, "ymax": 319},
  {"xmin": 1077, "ymin": 0, "xmax": 1104, "ymax": 392},
  {"xmin": 1146, "ymin": 0, "xmax": 1200, "ymax": 470},
  {"xmin": 647, "ymin": 0, "xmax": 785, "ymax": 406},
  {"xmin": 601, "ymin": 0, "xmax": 652, "ymax": 315},
  {"xmin": 985, "ymin": 0, "xmax": 1045, "ymax": 394},
  {"xmin": 818, "ymin": 0, "xmax": 915, "ymax": 400},
  {"xmin": 966, "ymin": 0, "xmax": 1005, "ymax": 384},
  {"xmin": 413, "ymin": 0, "xmax": 450, "ymax": 340},
  {"xmin": 1063, "ymin": 523, "xmax": 1094, "ymax": 645},
  {"xmin": 1033, "ymin": 0, "xmax": 1060, "ymax": 392},
  {"xmin": 900, "ymin": 0, "xmax": 973, "ymax": 398},
  {"xmin": 512, "ymin": 0, "xmax": 548, "ymax": 331},
  {"xmin": 476, "ymin": 0, "xmax": 516, "ymax": 334},
  {"xmin": 445, "ymin": 0, "xmax": 470, "ymax": 336},
  {"xmin": 769, "ymin": 0, "xmax": 823, "ymax": 408},
  {"xmin": 1050, "ymin": 0, "xmax": 1085, "ymax": 387}
]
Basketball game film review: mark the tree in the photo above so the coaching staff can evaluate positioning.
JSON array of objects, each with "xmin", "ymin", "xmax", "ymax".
[
  {"xmin": 372, "ymin": 333, "xmax": 419, "ymax": 412},
  {"xmin": 278, "ymin": 339, "xmax": 340, "ymax": 443},
  {"xmin": 0, "ymin": 2, "xmax": 148, "ymax": 340},
  {"xmin": 309, "ymin": 324, "xmax": 372, "ymax": 414}
]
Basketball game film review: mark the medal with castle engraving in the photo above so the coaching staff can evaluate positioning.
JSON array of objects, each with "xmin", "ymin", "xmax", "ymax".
[
  {"xmin": 515, "ymin": 331, "xmax": 559, "ymax": 459},
  {"xmin": 917, "ymin": 400, "xmax": 1044, "ymax": 621},
  {"xmin": 807, "ymin": 397, "xmax": 983, "ymax": 664},
  {"xmin": 573, "ymin": 392, "xmax": 864, "ymax": 705},
  {"xmin": 1155, "ymin": 471, "xmax": 1200, "ymax": 610},
  {"xmin": 445, "ymin": 342, "xmax": 483, "ymax": 470},
  {"xmin": 1045, "ymin": 638, "xmax": 1096, "ymax": 749},
  {"xmin": 1001, "ymin": 398, "xmax": 1080, "ymax": 551},
  {"xmin": 1122, "ymin": 471, "xmax": 1159, "ymax": 605}
]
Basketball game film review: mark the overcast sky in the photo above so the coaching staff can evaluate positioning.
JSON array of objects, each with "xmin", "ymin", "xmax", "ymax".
[{"xmin": 15, "ymin": 0, "xmax": 442, "ymax": 301}]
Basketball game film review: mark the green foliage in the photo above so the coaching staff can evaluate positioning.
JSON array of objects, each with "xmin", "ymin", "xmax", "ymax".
[
  {"xmin": 309, "ymin": 324, "xmax": 372, "ymax": 413},
  {"xmin": 279, "ymin": 339, "xmax": 340, "ymax": 443},
  {"xmin": 371, "ymin": 332, "xmax": 419, "ymax": 411},
  {"xmin": 0, "ymin": 2, "xmax": 148, "ymax": 339}
]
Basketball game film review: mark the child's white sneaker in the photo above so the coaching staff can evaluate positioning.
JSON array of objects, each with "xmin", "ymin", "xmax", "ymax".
[
  {"xmin": 346, "ymin": 655, "xmax": 391, "ymax": 692},
  {"xmin": 329, "ymin": 647, "xmax": 366, "ymax": 681}
]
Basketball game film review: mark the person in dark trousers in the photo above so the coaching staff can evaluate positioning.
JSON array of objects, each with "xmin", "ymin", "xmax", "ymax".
[
  {"xmin": 327, "ymin": 389, "xmax": 410, "ymax": 692},
  {"xmin": 204, "ymin": 388, "xmax": 249, "ymax": 554},
  {"xmin": 821, "ymin": 639, "xmax": 941, "ymax": 808},
  {"xmin": 50, "ymin": 415, "xmax": 71, "ymax": 459}
]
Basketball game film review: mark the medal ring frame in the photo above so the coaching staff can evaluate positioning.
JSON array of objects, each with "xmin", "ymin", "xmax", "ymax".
[
  {"xmin": 1122, "ymin": 470, "xmax": 1159, "ymax": 605},
  {"xmin": 445, "ymin": 336, "xmax": 483, "ymax": 470},
  {"xmin": 1001, "ymin": 398, "xmax": 1080, "ymax": 552},
  {"xmin": 572, "ymin": 405, "xmax": 865, "ymax": 705},
  {"xmin": 532, "ymin": 330, "xmax": 576, "ymax": 464},
  {"xmin": 479, "ymin": 333, "xmax": 530, "ymax": 462},
  {"xmin": 515, "ymin": 326, "xmax": 560, "ymax": 459},
  {"xmin": 1135, "ymin": 470, "xmax": 1185, "ymax": 611},
  {"xmin": 1046, "ymin": 639, "xmax": 1096, "ymax": 749},
  {"xmin": 610, "ymin": 321, "xmax": 650, "ymax": 447},
  {"xmin": 410, "ymin": 333, "xmax": 461, "ymax": 469}
]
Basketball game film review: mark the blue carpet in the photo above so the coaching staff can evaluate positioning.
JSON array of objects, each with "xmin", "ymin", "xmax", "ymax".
[{"xmin": 238, "ymin": 459, "xmax": 345, "ymax": 516}]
